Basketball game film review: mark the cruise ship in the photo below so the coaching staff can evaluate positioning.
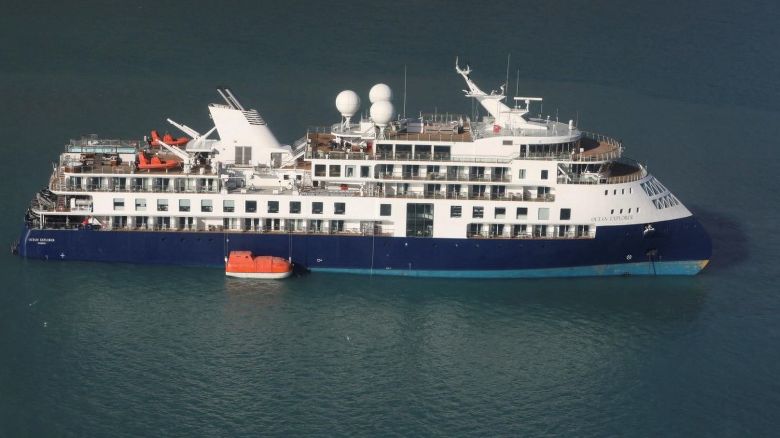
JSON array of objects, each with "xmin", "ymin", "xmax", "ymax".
[{"xmin": 14, "ymin": 61, "xmax": 711, "ymax": 277}]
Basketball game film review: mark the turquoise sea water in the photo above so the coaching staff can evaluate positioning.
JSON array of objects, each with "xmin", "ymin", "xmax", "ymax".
[{"xmin": 2, "ymin": 0, "xmax": 779, "ymax": 435}]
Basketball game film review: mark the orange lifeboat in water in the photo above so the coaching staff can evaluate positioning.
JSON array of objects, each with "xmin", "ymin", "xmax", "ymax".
[
  {"xmin": 150, "ymin": 130, "xmax": 189, "ymax": 147},
  {"xmin": 137, "ymin": 151, "xmax": 181, "ymax": 170},
  {"xmin": 225, "ymin": 251, "xmax": 293, "ymax": 279}
]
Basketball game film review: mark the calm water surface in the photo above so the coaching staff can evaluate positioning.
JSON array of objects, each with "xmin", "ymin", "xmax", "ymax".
[{"xmin": 1, "ymin": 0, "xmax": 779, "ymax": 436}]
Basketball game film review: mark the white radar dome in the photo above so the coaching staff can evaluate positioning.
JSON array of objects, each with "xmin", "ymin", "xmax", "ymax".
[
  {"xmin": 335, "ymin": 90, "xmax": 361, "ymax": 117},
  {"xmin": 369, "ymin": 83, "xmax": 393, "ymax": 103},
  {"xmin": 370, "ymin": 101, "xmax": 395, "ymax": 125}
]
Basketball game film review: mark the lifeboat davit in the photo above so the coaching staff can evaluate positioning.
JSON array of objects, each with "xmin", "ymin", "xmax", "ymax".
[
  {"xmin": 225, "ymin": 251, "xmax": 293, "ymax": 279},
  {"xmin": 137, "ymin": 151, "xmax": 181, "ymax": 170},
  {"xmin": 150, "ymin": 130, "xmax": 189, "ymax": 147}
]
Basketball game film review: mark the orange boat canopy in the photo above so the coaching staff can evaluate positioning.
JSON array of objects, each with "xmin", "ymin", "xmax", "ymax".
[
  {"xmin": 150, "ymin": 130, "xmax": 189, "ymax": 147},
  {"xmin": 137, "ymin": 151, "xmax": 181, "ymax": 170},
  {"xmin": 226, "ymin": 251, "xmax": 292, "ymax": 274}
]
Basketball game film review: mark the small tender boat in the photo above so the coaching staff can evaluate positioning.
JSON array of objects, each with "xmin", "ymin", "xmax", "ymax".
[
  {"xmin": 225, "ymin": 251, "xmax": 293, "ymax": 279},
  {"xmin": 150, "ymin": 130, "xmax": 189, "ymax": 147},
  {"xmin": 137, "ymin": 151, "xmax": 181, "ymax": 170}
]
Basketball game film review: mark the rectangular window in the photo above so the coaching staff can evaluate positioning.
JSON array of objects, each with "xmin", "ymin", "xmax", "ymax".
[
  {"xmin": 473, "ymin": 206, "xmax": 484, "ymax": 218},
  {"xmin": 113, "ymin": 198, "xmax": 125, "ymax": 211},
  {"xmin": 450, "ymin": 205, "xmax": 462, "ymax": 218},
  {"xmin": 245, "ymin": 200, "xmax": 257, "ymax": 213},
  {"xmin": 157, "ymin": 199, "xmax": 169, "ymax": 212},
  {"xmin": 268, "ymin": 201, "xmax": 279, "ymax": 213},
  {"xmin": 560, "ymin": 208, "xmax": 571, "ymax": 220},
  {"xmin": 518, "ymin": 169, "xmax": 526, "ymax": 179},
  {"xmin": 380, "ymin": 204, "xmax": 391, "ymax": 216},
  {"xmin": 201, "ymin": 199, "xmax": 213, "ymax": 212},
  {"xmin": 334, "ymin": 202, "xmax": 345, "ymax": 215},
  {"xmin": 312, "ymin": 202, "xmax": 323, "ymax": 214},
  {"xmin": 502, "ymin": 140, "xmax": 512, "ymax": 146},
  {"xmin": 314, "ymin": 164, "xmax": 326, "ymax": 177},
  {"xmin": 406, "ymin": 203, "xmax": 434, "ymax": 237},
  {"xmin": 309, "ymin": 219, "xmax": 323, "ymax": 232},
  {"xmin": 179, "ymin": 199, "xmax": 190, "ymax": 212},
  {"xmin": 538, "ymin": 207, "xmax": 550, "ymax": 220},
  {"xmin": 330, "ymin": 220, "xmax": 344, "ymax": 233},
  {"xmin": 360, "ymin": 166, "xmax": 370, "ymax": 178},
  {"xmin": 135, "ymin": 198, "xmax": 146, "ymax": 211},
  {"xmin": 345, "ymin": 166, "xmax": 355, "ymax": 177},
  {"xmin": 290, "ymin": 201, "xmax": 301, "ymax": 214},
  {"xmin": 541, "ymin": 169, "xmax": 548, "ymax": 180},
  {"xmin": 223, "ymin": 199, "xmax": 235, "ymax": 212},
  {"xmin": 516, "ymin": 207, "xmax": 528, "ymax": 219},
  {"xmin": 495, "ymin": 207, "xmax": 506, "ymax": 219},
  {"xmin": 235, "ymin": 146, "xmax": 252, "ymax": 165},
  {"xmin": 329, "ymin": 165, "xmax": 341, "ymax": 177}
]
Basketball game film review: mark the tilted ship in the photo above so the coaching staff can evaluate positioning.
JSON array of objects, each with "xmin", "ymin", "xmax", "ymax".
[{"xmin": 15, "ymin": 61, "xmax": 711, "ymax": 277}]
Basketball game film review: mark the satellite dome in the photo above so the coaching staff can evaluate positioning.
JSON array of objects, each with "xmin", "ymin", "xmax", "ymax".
[
  {"xmin": 370, "ymin": 101, "xmax": 395, "ymax": 125},
  {"xmin": 369, "ymin": 83, "xmax": 393, "ymax": 103},
  {"xmin": 335, "ymin": 90, "xmax": 361, "ymax": 117}
]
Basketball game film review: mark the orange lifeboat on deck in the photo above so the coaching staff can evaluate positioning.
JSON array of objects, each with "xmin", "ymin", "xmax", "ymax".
[
  {"xmin": 137, "ymin": 151, "xmax": 181, "ymax": 170},
  {"xmin": 225, "ymin": 251, "xmax": 293, "ymax": 279},
  {"xmin": 150, "ymin": 130, "xmax": 189, "ymax": 147}
]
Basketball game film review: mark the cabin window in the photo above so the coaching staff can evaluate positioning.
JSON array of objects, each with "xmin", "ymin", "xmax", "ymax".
[
  {"xmin": 360, "ymin": 166, "xmax": 370, "ymax": 178},
  {"xmin": 406, "ymin": 203, "xmax": 434, "ymax": 237},
  {"xmin": 518, "ymin": 169, "xmax": 526, "ymax": 179},
  {"xmin": 135, "ymin": 198, "xmax": 146, "ymax": 211},
  {"xmin": 495, "ymin": 207, "xmax": 506, "ymax": 219},
  {"xmin": 473, "ymin": 206, "xmax": 484, "ymax": 218},
  {"xmin": 309, "ymin": 219, "xmax": 323, "ymax": 232},
  {"xmin": 312, "ymin": 202, "xmax": 323, "ymax": 214},
  {"xmin": 334, "ymin": 202, "xmax": 345, "ymax": 215},
  {"xmin": 490, "ymin": 224, "xmax": 505, "ymax": 236},
  {"xmin": 157, "ymin": 199, "xmax": 169, "ymax": 212},
  {"xmin": 223, "ymin": 200, "xmax": 235, "ymax": 212},
  {"xmin": 290, "ymin": 201, "xmax": 301, "ymax": 214},
  {"xmin": 235, "ymin": 146, "xmax": 251, "ymax": 165},
  {"xmin": 538, "ymin": 208, "xmax": 550, "ymax": 220},
  {"xmin": 201, "ymin": 199, "xmax": 213, "ymax": 212},
  {"xmin": 330, "ymin": 220, "xmax": 344, "ymax": 233},
  {"xmin": 502, "ymin": 140, "xmax": 512, "ymax": 145},
  {"xmin": 450, "ymin": 205, "xmax": 462, "ymax": 218},
  {"xmin": 268, "ymin": 201, "xmax": 279, "ymax": 213},
  {"xmin": 113, "ymin": 198, "xmax": 124, "ymax": 211},
  {"xmin": 179, "ymin": 199, "xmax": 190, "ymax": 212},
  {"xmin": 560, "ymin": 208, "xmax": 571, "ymax": 220},
  {"xmin": 516, "ymin": 207, "xmax": 528, "ymax": 219},
  {"xmin": 245, "ymin": 200, "xmax": 257, "ymax": 213},
  {"xmin": 604, "ymin": 190, "xmax": 608, "ymax": 196},
  {"xmin": 433, "ymin": 145, "xmax": 451, "ymax": 160},
  {"xmin": 345, "ymin": 166, "xmax": 355, "ymax": 177},
  {"xmin": 314, "ymin": 164, "xmax": 326, "ymax": 177},
  {"xmin": 380, "ymin": 204, "xmax": 391, "ymax": 216},
  {"xmin": 541, "ymin": 170, "xmax": 548, "ymax": 180},
  {"xmin": 329, "ymin": 165, "xmax": 341, "ymax": 177}
]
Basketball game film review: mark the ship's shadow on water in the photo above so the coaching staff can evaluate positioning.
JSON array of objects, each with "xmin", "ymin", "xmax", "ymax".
[{"xmin": 691, "ymin": 205, "xmax": 748, "ymax": 272}]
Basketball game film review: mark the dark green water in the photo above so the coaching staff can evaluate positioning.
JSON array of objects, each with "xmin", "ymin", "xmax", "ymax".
[{"xmin": 2, "ymin": 1, "xmax": 779, "ymax": 435}]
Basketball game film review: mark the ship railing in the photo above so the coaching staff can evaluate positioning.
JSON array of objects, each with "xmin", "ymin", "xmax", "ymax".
[
  {"xmin": 89, "ymin": 224, "xmax": 395, "ymax": 236},
  {"xmin": 376, "ymin": 173, "xmax": 511, "ymax": 182},
  {"xmin": 466, "ymin": 230, "xmax": 596, "ymax": 240},
  {"xmin": 560, "ymin": 158, "xmax": 647, "ymax": 185}
]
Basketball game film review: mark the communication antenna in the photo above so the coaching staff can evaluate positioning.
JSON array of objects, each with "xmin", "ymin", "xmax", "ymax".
[
  {"xmin": 515, "ymin": 69, "xmax": 520, "ymax": 102},
  {"xmin": 505, "ymin": 53, "xmax": 511, "ymax": 97}
]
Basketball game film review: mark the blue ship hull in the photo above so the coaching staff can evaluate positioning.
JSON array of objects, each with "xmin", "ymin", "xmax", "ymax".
[{"xmin": 16, "ymin": 216, "xmax": 711, "ymax": 278}]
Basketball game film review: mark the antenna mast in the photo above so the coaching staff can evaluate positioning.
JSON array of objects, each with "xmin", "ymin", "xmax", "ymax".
[{"xmin": 403, "ymin": 65, "xmax": 407, "ymax": 119}]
